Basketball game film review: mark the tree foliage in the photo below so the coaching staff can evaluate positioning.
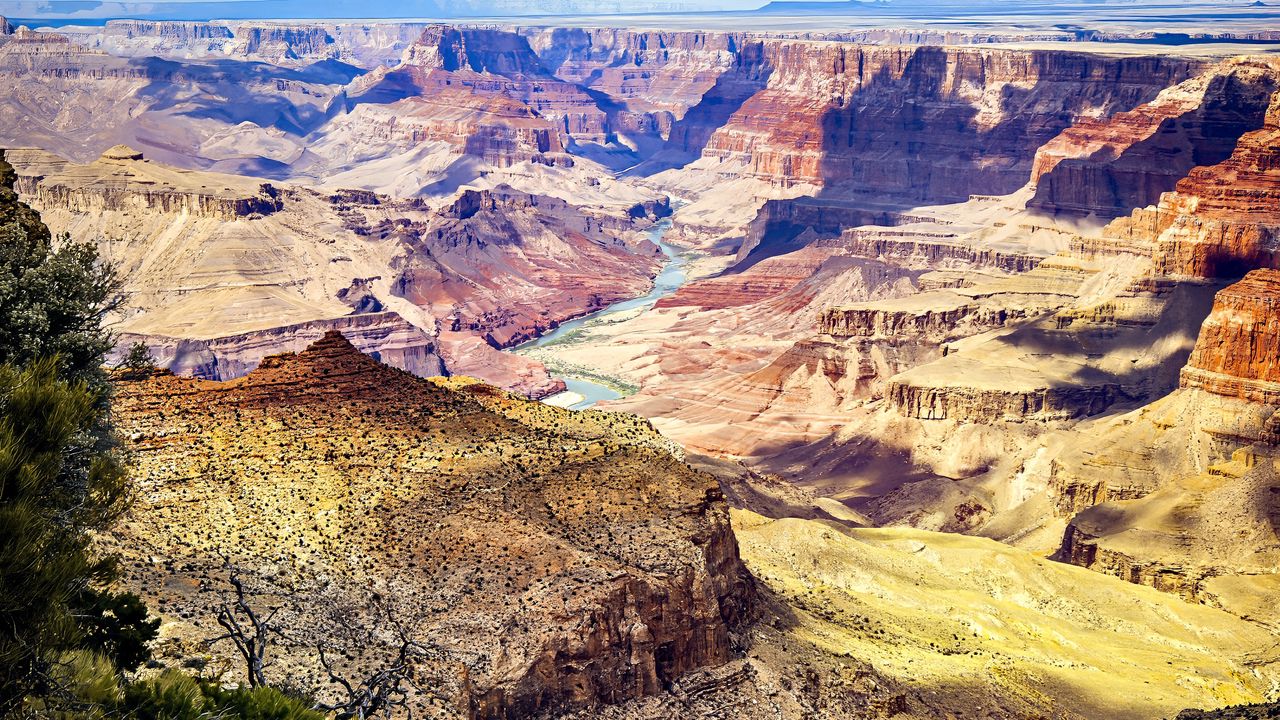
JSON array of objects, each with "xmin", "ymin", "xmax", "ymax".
[
  {"xmin": 118, "ymin": 342, "xmax": 156, "ymax": 379},
  {"xmin": 0, "ymin": 151, "xmax": 120, "ymax": 394},
  {"xmin": 0, "ymin": 358, "xmax": 131, "ymax": 711},
  {"xmin": 0, "ymin": 150, "xmax": 140, "ymax": 714},
  {"xmin": 73, "ymin": 588, "xmax": 161, "ymax": 674}
]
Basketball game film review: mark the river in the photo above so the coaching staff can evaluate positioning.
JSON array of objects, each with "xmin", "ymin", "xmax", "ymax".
[{"xmin": 510, "ymin": 217, "xmax": 688, "ymax": 410}]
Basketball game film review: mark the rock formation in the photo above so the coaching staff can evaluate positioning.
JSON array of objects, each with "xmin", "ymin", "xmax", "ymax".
[
  {"xmin": 7, "ymin": 148, "xmax": 663, "ymax": 397},
  {"xmin": 110, "ymin": 311, "xmax": 445, "ymax": 380},
  {"xmin": 56, "ymin": 19, "xmax": 424, "ymax": 68},
  {"xmin": 1045, "ymin": 270, "xmax": 1280, "ymax": 612},
  {"xmin": 1028, "ymin": 59, "xmax": 1279, "ymax": 218},
  {"xmin": 1182, "ymin": 269, "xmax": 1280, "ymax": 403},
  {"xmin": 110, "ymin": 332, "xmax": 755, "ymax": 719}
]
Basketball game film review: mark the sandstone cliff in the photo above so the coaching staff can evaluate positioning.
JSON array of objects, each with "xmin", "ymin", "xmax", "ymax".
[
  {"xmin": 1028, "ymin": 59, "xmax": 1278, "ymax": 218},
  {"xmin": 109, "ymin": 332, "xmax": 755, "ymax": 719},
  {"xmin": 1182, "ymin": 269, "xmax": 1280, "ymax": 403}
]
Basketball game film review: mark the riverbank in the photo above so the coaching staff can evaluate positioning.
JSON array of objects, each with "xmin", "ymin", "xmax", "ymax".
[{"xmin": 509, "ymin": 217, "xmax": 692, "ymax": 410}]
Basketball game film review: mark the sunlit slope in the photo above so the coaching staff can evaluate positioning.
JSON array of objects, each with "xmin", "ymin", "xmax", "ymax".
[{"xmin": 733, "ymin": 510, "xmax": 1280, "ymax": 720}]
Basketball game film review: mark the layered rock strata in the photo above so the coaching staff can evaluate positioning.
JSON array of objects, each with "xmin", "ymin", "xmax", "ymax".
[
  {"xmin": 110, "ymin": 311, "xmax": 445, "ymax": 381},
  {"xmin": 7, "ymin": 148, "xmax": 661, "ymax": 397},
  {"xmin": 1028, "ymin": 60, "xmax": 1279, "ymax": 218},
  {"xmin": 1181, "ymin": 269, "xmax": 1280, "ymax": 403}
]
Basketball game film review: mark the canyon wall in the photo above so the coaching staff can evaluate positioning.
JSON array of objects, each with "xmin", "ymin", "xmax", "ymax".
[
  {"xmin": 700, "ymin": 46, "xmax": 1200, "ymax": 194},
  {"xmin": 1028, "ymin": 60, "xmax": 1279, "ymax": 218},
  {"xmin": 7, "ymin": 147, "xmax": 662, "ymax": 398},
  {"xmin": 58, "ymin": 19, "xmax": 425, "ymax": 67},
  {"xmin": 1181, "ymin": 269, "xmax": 1280, "ymax": 404}
]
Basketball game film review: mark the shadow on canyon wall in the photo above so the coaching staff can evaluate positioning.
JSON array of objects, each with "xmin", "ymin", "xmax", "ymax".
[
  {"xmin": 733, "ymin": 46, "xmax": 1207, "ymax": 271},
  {"xmin": 626, "ymin": 40, "xmax": 774, "ymax": 176},
  {"xmin": 1029, "ymin": 70, "xmax": 1278, "ymax": 218}
]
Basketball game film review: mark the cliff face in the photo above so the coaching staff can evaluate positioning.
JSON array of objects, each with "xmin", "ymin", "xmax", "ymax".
[
  {"xmin": 694, "ymin": 45, "xmax": 1198, "ymax": 195},
  {"xmin": 1181, "ymin": 269, "xmax": 1280, "ymax": 403},
  {"xmin": 110, "ymin": 332, "xmax": 755, "ymax": 719},
  {"xmin": 1028, "ymin": 60, "xmax": 1278, "ymax": 218},
  {"xmin": 718, "ymin": 45, "xmax": 1201, "ymax": 263},
  {"xmin": 526, "ymin": 28, "xmax": 741, "ymax": 118},
  {"xmin": 1148, "ymin": 89, "xmax": 1280, "ymax": 278},
  {"xmin": 1077, "ymin": 76, "xmax": 1280, "ymax": 279}
]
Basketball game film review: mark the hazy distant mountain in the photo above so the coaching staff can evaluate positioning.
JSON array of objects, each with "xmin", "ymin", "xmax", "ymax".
[{"xmin": 1, "ymin": 0, "xmax": 764, "ymax": 21}]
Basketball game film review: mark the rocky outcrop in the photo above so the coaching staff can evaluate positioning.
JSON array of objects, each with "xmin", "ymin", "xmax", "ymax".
[
  {"xmin": 839, "ymin": 229, "xmax": 1043, "ymax": 273},
  {"xmin": 407, "ymin": 25, "xmax": 546, "ymax": 76},
  {"xmin": 110, "ymin": 311, "xmax": 445, "ymax": 381},
  {"xmin": 110, "ymin": 332, "xmax": 755, "ymax": 719},
  {"xmin": 18, "ymin": 145, "xmax": 284, "ymax": 220},
  {"xmin": 820, "ymin": 298, "xmax": 1032, "ymax": 339},
  {"xmin": 881, "ymin": 258, "xmax": 1219, "ymax": 424},
  {"xmin": 0, "ymin": 17, "xmax": 11, "ymax": 36},
  {"xmin": 370, "ymin": 26, "xmax": 610, "ymax": 144},
  {"xmin": 889, "ymin": 380, "xmax": 1132, "ymax": 423},
  {"xmin": 1181, "ymin": 269, "xmax": 1280, "ymax": 403}
]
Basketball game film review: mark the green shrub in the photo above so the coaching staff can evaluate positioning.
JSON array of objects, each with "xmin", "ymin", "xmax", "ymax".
[{"xmin": 121, "ymin": 670, "xmax": 324, "ymax": 720}]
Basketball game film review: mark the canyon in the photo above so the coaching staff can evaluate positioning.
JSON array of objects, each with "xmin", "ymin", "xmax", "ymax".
[{"xmin": 3, "ymin": 10, "xmax": 1280, "ymax": 719}]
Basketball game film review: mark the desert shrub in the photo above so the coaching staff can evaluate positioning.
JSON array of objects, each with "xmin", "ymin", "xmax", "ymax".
[{"xmin": 121, "ymin": 670, "xmax": 323, "ymax": 720}]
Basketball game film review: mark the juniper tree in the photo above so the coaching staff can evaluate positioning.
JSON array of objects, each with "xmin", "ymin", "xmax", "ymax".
[{"xmin": 0, "ymin": 149, "xmax": 141, "ymax": 713}]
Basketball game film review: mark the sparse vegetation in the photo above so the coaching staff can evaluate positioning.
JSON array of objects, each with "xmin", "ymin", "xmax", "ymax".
[{"xmin": 118, "ymin": 341, "xmax": 157, "ymax": 379}]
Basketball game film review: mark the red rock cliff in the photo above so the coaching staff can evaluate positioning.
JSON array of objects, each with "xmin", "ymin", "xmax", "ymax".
[
  {"xmin": 1028, "ymin": 60, "xmax": 1278, "ymax": 218},
  {"xmin": 1181, "ymin": 269, "xmax": 1280, "ymax": 403},
  {"xmin": 694, "ymin": 44, "xmax": 1198, "ymax": 196}
]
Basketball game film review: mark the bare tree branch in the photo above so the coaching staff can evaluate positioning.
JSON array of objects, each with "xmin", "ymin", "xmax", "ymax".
[
  {"xmin": 314, "ymin": 597, "xmax": 427, "ymax": 719},
  {"xmin": 207, "ymin": 563, "xmax": 281, "ymax": 689}
]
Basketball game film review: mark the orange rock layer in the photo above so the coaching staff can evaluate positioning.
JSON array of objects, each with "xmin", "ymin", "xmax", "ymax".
[{"xmin": 1181, "ymin": 269, "xmax": 1280, "ymax": 403}]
